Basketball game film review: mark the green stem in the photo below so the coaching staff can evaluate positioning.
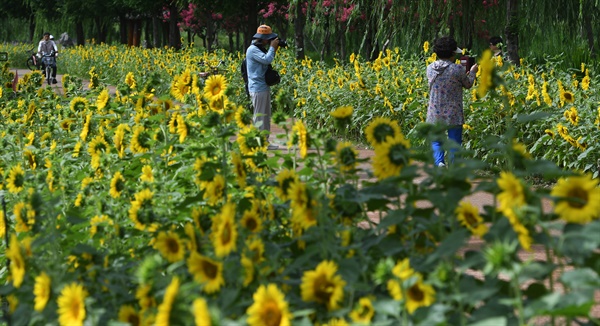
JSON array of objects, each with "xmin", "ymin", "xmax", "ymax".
[{"xmin": 511, "ymin": 276, "xmax": 526, "ymax": 326}]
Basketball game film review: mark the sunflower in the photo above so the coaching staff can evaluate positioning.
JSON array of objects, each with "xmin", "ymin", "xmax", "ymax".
[
  {"xmin": 455, "ymin": 201, "xmax": 488, "ymax": 237},
  {"xmin": 559, "ymin": 89, "xmax": 575, "ymax": 104},
  {"xmin": 289, "ymin": 120, "xmax": 309, "ymax": 158},
  {"xmin": 155, "ymin": 276, "xmax": 180, "ymax": 326},
  {"xmin": 324, "ymin": 318, "xmax": 349, "ymax": 326},
  {"xmin": 6, "ymin": 234, "xmax": 25, "ymax": 288},
  {"xmin": 241, "ymin": 206, "xmax": 263, "ymax": 233},
  {"xmin": 392, "ymin": 258, "xmax": 415, "ymax": 280},
  {"xmin": 201, "ymin": 174, "xmax": 226, "ymax": 206},
  {"xmin": 96, "ymin": 89, "xmax": 110, "ymax": 111},
  {"xmin": 237, "ymin": 126, "xmax": 268, "ymax": 155},
  {"xmin": 349, "ymin": 297, "xmax": 375, "ymax": 324},
  {"xmin": 171, "ymin": 76, "xmax": 190, "ymax": 102},
  {"xmin": 88, "ymin": 135, "xmax": 110, "ymax": 156},
  {"xmin": 57, "ymin": 283, "xmax": 87, "ymax": 326},
  {"xmin": 289, "ymin": 182, "xmax": 317, "ymax": 231},
  {"xmin": 14, "ymin": 201, "xmax": 35, "ymax": 232},
  {"xmin": 275, "ymin": 169, "xmax": 299, "ymax": 201},
  {"xmin": 192, "ymin": 298, "xmax": 211, "ymax": 326},
  {"xmin": 405, "ymin": 274, "xmax": 436, "ymax": 314},
  {"xmin": 113, "ymin": 124, "xmax": 130, "ymax": 158},
  {"xmin": 130, "ymin": 125, "xmax": 152, "ymax": 154},
  {"xmin": 109, "ymin": 172, "xmax": 125, "ymax": 198},
  {"xmin": 372, "ymin": 136, "xmax": 411, "ymax": 180},
  {"xmin": 364, "ymin": 117, "xmax": 402, "ymax": 147},
  {"xmin": 511, "ymin": 220, "xmax": 533, "ymax": 251},
  {"xmin": 136, "ymin": 284, "xmax": 156, "ymax": 311},
  {"xmin": 70, "ymin": 97, "xmax": 89, "ymax": 112},
  {"xmin": 0, "ymin": 210, "xmax": 5, "ymax": 238},
  {"xmin": 563, "ymin": 107, "xmax": 579, "ymax": 126},
  {"xmin": 423, "ymin": 41, "xmax": 430, "ymax": 53},
  {"xmin": 187, "ymin": 252, "xmax": 225, "ymax": 294},
  {"xmin": 140, "ymin": 165, "xmax": 154, "ymax": 183},
  {"xmin": 235, "ymin": 105, "xmax": 253, "ymax": 129},
  {"xmin": 387, "ymin": 279, "xmax": 402, "ymax": 300},
  {"xmin": 247, "ymin": 284, "xmax": 292, "ymax": 326},
  {"xmin": 33, "ymin": 272, "xmax": 51, "ymax": 311},
  {"xmin": 330, "ymin": 106, "xmax": 353, "ymax": 128},
  {"xmin": 203, "ymin": 74, "xmax": 228, "ymax": 101},
  {"xmin": 176, "ymin": 115, "xmax": 188, "ymax": 143},
  {"xmin": 230, "ymin": 152, "xmax": 247, "ymax": 188},
  {"xmin": 241, "ymin": 255, "xmax": 255, "ymax": 287},
  {"xmin": 80, "ymin": 113, "xmax": 92, "ymax": 141},
  {"xmin": 6, "ymin": 165, "xmax": 25, "ymax": 194},
  {"xmin": 476, "ymin": 50, "xmax": 494, "ymax": 98},
  {"xmin": 118, "ymin": 305, "xmax": 141, "ymax": 326},
  {"xmin": 125, "ymin": 72, "xmax": 137, "ymax": 89},
  {"xmin": 60, "ymin": 119, "xmax": 75, "ymax": 132},
  {"xmin": 300, "ymin": 260, "xmax": 346, "ymax": 311},
  {"xmin": 128, "ymin": 189, "xmax": 158, "ymax": 232},
  {"xmin": 550, "ymin": 174, "xmax": 600, "ymax": 224},
  {"xmin": 154, "ymin": 231, "xmax": 185, "ymax": 262},
  {"xmin": 496, "ymin": 171, "xmax": 526, "ymax": 213},
  {"xmin": 245, "ymin": 237, "xmax": 266, "ymax": 264},
  {"xmin": 212, "ymin": 202, "xmax": 238, "ymax": 257},
  {"xmin": 335, "ymin": 141, "xmax": 358, "ymax": 172}
]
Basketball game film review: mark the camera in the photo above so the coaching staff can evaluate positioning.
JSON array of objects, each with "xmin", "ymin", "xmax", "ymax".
[
  {"xmin": 278, "ymin": 39, "xmax": 288, "ymax": 48},
  {"xmin": 460, "ymin": 55, "xmax": 476, "ymax": 72}
]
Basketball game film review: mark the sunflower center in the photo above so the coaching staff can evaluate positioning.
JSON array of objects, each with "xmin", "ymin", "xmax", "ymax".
[
  {"xmin": 566, "ymin": 187, "xmax": 588, "ymax": 209},
  {"xmin": 212, "ymin": 86, "xmax": 221, "ymax": 95},
  {"xmin": 70, "ymin": 300, "xmax": 82, "ymax": 319},
  {"xmin": 201, "ymin": 260, "xmax": 218, "ymax": 279},
  {"xmin": 13, "ymin": 173, "xmax": 24, "ymax": 188},
  {"xmin": 388, "ymin": 144, "xmax": 408, "ymax": 166},
  {"xmin": 166, "ymin": 238, "xmax": 180, "ymax": 253},
  {"xmin": 339, "ymin": 147, "xmax": 356, "ymax": 166},
  {"xmin": 314, "ymin": 275, "xmax": 334, "ymax": 304},
  {"xmin": 408, "ymin": 284, "xmax": 424, "ymax": 301},
  {"xmin": 463, "ymin": 212, "xmax": 478, "ymax": 227},
  {"xmin": 262, "ymin": 301, "xmax": 282, "ymax": 326},
  {"xmin": 245, "ymin": 217, "xmax": 258, "ymax": 231},
  {"xmin": 220, "ymin": 222, "xmax": 232, "ymax": 244},
  {"xmin": 374, "ymin": 124, "xmax": 395, "ymax": 143},
  {"xmin": 115, "ymin": 179, "xmax": 125, "ymax": 192},
  {"xmin": 128, "ymin": 314, "xmax": 140, "ymax": 326}
]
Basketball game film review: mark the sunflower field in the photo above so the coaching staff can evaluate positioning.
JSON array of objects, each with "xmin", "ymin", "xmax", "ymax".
[{"xmin": 0, "ymin": 43, "xmax": 599, "ymax": 325}]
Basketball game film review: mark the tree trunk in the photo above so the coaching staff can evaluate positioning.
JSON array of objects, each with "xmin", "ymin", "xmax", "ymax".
[
  {"xmin": 505, "ymin": 0, "xmax": 520, "ymax": 65},
  {"xmin": 75, "ymin": 20, "xmax": 85, "ymax": 46},
  {"xmin": 461, "ymin": 0, "xmax": 474, "ymax": 49},
  {"xmin": 205, "ymin": 11, "xmax": 214, "ymax": 51},
  {"xmin": 244, "ymin": 0, "xmax": 258, "ymax": 48},
  {"xmin": 294, "ymin": 1, "xmax": 306, "ymax": 60},
  {"xmin": 152, "ymin": 17, "xmax": 161, "ymax": 48},
  {"xmin": 228, "ymin": 32, "xmax": 234, "ymax": 52},
  {"xmin": 133, "ymin": 19, "xmax": 142, "ymax": 47},
  {"xmin": 119, "ymin": 16, "xmax": 127, "ymax": 44},
  {"xmin": 168, "ymin": 4, "xmax": 181, "ymax": 49},
  {"xmin": 127, "ymin": 19, "xmax": 134, "ymax": 46},
  {"xmin": 29, "ymin": 14, "xmax": 36, "ymax": 43},
  {"xmin": 582, "ymin": 9, "xmax": 595, "ymax": 58}
]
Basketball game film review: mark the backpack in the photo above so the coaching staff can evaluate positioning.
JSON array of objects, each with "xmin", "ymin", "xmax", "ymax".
[{"xmin": 241, "ymin": 44, "xmax": 280, "ymax": 94}]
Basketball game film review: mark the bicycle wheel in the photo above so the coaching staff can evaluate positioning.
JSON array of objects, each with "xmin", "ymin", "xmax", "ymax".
[
  {"xmin": 26, "ymin": 57, "xmax": 38, "ymax": 71},
  {"xmin": 46, "ymin": 66, "xmax": 52, "ymax": 85}
]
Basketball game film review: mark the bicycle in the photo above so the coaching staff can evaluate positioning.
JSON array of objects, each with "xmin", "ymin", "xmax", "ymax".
[
  {"xmin": 40, "ymin": 51, "xmax": 57, "ymax": 85},
  {"xmin": 197, "ymin": 60, "xmax": 224, "ymax": 82},
  {"xmin": 26, "ymin": 48, "xmax": 41, "ymax": 71}
]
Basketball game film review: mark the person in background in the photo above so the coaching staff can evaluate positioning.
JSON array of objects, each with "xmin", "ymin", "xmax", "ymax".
[
  {"xmin": 489, "ymin": 36, "xmax": 503, "ymax": 57},
  {"xmin": 37, "ymin": 32, "xmax": 59, "ymax": 84},
  {"xmin": 245, "ymin": 25, "xmax": 280, "ymax": 150},
  {"xmin": 426, "ymin": 36, "xmax": 479, "ymax": 167}
]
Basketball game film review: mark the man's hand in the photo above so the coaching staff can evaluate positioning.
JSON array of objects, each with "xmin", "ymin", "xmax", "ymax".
[
  {"xmin": 270, "ymin": 38, "xmax": 280, "ymax": 50},
  {"xmin": 469, "ymin": 64, "xmax": 479, "ymax": 75}
]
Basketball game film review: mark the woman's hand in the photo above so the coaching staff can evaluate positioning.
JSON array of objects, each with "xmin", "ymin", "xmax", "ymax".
[{"xmin": 470, "ymin": 63, "xmax": 479, "ymax": 75}]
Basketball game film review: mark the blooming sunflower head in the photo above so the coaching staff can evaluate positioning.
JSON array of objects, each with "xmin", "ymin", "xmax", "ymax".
[
  {"xmin": 365, "ymin": 117, "xmax": 402, "ymax": 147},
  {"xmin": 70, "ymin": 97, "xmax": 89, "ymax": 112},
  {"xmin": 405, "ymin": 274, "xmax": 436, "ymax": 314},
  {"xmin": 550, "ymin": 174, "xmax": 600, "ymax": 224},
  {"xmin": 187, "ymin": 252, "xmax": 225, "ymax": 294},
  {"xmin": 372, "ymin": 136, "xmax": 411, "ymax": 180},
  {"xmin": 7, "ymin": 165, "xmax": 25, "ymax": 194},
  {"xmin": 154, "ymin": 231, "xmax": 185, "ymax": 263},
  {"xmin": 275, "ymin": 169, "xmax": 299, "ymax": 201},
  {"xmin": 455, "ymin": 201, "xmax": 488, "ymax": 237},
  {"xmin": 203, "ymin": 74, "xmax": 228, "ymax": 101},
  {"xmin": 247, "ymin": 284, "xmax": 292, "ymax": 326},
  {"xmin": 300, "ymin": 260, "xmax": 346, "ymax": 311},
  {"xmin": 57, "ymin": 283, "xmax": 88, "ymax": 326}
]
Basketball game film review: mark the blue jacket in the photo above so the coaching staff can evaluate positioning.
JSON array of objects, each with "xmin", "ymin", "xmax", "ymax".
[{"xmin": 246, "ymin": 42, "xmax": 276, "ymax": 93}]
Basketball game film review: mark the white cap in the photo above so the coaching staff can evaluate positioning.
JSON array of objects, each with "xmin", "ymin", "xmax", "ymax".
[
  {"xmin": 454, "ymin": 47, "xmax": 463, "ymax": 54},
  {"xmin": 50, "ymin": 35, "xmax": 54, "ymax": 40}
]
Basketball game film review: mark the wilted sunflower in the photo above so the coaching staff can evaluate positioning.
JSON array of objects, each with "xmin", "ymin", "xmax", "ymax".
[
  {"xmin": 110, "ymin": 172, "xmax": 125, "ymax": 198},
  {"xmin": 349, "ymin": 297, "xmax": 375, "ymax": 324},
  {"xmin": 57, "ymin": 283, "xmax": 87, "ymax": 326},
  {"xmin": 275, "ymin": 169, "xmax": 299, "ymax": 201},
  {"xmin": 372, "ymin": 136, "xmax": 411, "ymax": 180},
  {"xmin": 187, "ymin": 252, "xmax": 225, "ymax": 294},
  {"xmin": 6, "ymin": 165, "xmax": 25, "ymax": 194},
  {"xmin": 247, "ymin": 284, "xmax": 292, "ymax": 326},
  {"xmin": 6, "ymin": 234, "xmax": 25, "ymax": 288},
  {"xmin": 192, "ymin": 298, "xmax": 211, "ymax": 326},
  {"xmin": 70, "ymin": 96, "xmax": 89, "ymax": 112},
  {"xmin": 212, "ymin": 202, "xmax": 238, "ymax": 257},
  {"xmin": 203, "ymin": 74, "xmax": 228, "ymax": 101},
  {"xmin": 155, "ymin": 276, "xmax": 179, "ymax": 326},
  {"xmin": 364, "ymin": 117, "xmax": 402, "ymax": 147},
  {"xmin": 33, "ymin": 272, "xmax": 51, "ymax": 312},
  {"xmin": 550, "ymin": 174, "xmax": 600, "ymax": 223},
  {"xmin": 154, "ymin": 231, "xmax": 185, "ymax": 262},
  {"xmin": 455, "ymin": 201, "xmax": 488, "ymax": 237},
  {"xmin": 405, "ymin": 274, "xmax": 436, "ymax": 314},
  {"xmin": 334, "ymin": 141, "xmax": 358, "ymax": 172},
  {"xmin": 301, "ymin": 260, "xmax": 346, "ymax": 311},
  {"xmin": 118, "ymin": 305, "xmax": 140, "ymax": 326}
]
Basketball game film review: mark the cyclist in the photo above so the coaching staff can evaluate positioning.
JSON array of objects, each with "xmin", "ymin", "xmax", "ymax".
[{"xmin": 37, "ymin": 32, "xmax": 58, "ymax": 84}]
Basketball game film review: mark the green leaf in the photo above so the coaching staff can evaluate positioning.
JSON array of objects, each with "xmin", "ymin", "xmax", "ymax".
[
  {"xmin": 424, "ymin": 229, "xmax": 468, "ymax": 266},
  {"xmin": 559, "ymin": 268, "xmax": 600, "ymax": 289},
  {"xmin": 468, "ymin": 317, "xmax": 507, "ymax": 326},
  {"xmin": 523, "ymin": 282, "xmax": 548, "ymax": 300},
  {"xmin": 516, "ymin": 112, "xmax": 551, "ymax": 123}
]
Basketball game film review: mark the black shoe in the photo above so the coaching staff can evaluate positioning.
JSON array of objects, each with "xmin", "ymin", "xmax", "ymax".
[{"xmin": 52, "ymin": 78, "xmax": 58, "ymax": 84}]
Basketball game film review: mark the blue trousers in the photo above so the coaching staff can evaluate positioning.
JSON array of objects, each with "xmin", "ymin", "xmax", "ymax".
[{"xmin": 432, "ymin": 126, "xmax": 462, "ymax": 166}]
